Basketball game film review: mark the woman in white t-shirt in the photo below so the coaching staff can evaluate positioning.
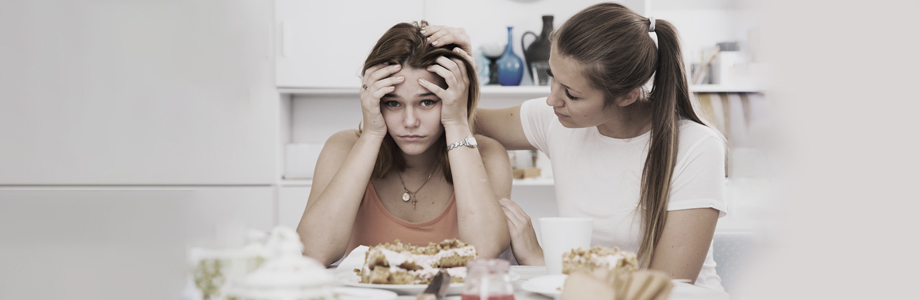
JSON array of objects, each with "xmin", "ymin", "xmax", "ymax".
[{"xmin": 421, "ymin": 2, "xmax": 728, "ymax": 291}]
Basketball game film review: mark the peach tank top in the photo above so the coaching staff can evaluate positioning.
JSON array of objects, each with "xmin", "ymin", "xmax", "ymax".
[{"xmin": 345, "ymin": 182, "xmax": 459, "ymax": 254}]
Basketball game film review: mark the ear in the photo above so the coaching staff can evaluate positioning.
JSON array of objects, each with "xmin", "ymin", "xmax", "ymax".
[{"xmin": 617, "ymin": 88, "xmax": 641, "ymax": 107}]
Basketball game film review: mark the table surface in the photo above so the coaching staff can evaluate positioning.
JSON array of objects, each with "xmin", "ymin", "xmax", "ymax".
[{"xmin": 374, "ymin": 266, "xmax": 729, "ymax": 300}]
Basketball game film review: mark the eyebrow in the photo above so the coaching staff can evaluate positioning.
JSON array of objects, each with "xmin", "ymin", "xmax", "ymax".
[
  {"xmin": 547, "ymin": 66, "xmax": 581, "ymax": 95},
  {"xmin": 382, "ymin": 92, "xmax": 438, "ymax": 99}
]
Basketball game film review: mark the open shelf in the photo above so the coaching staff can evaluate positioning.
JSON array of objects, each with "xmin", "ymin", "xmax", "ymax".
[
  {"xmin": 690, "ymin": 84, "xmax": 763, "ymax": 93},
  {"xmin": 277, "ymin": 86, "xmax": 551, "ymax": 96},
  {"xmin": 280, "ymin": 177, "xmax": 555, "ymax": 187},
  {"xmin": 279, "ymin": 84, "xmax": 762, "ymax": 96},
  {"xmin": 512, "ymin": 177, "xmax": 555, "ymax": 186}
]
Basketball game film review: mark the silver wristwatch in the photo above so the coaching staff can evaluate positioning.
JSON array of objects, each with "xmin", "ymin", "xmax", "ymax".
[{"xmin": 447, "ymin": 135, "xmax": 477, "ymax": 151}]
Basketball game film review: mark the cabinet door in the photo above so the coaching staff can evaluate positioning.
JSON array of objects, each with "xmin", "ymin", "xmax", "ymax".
[
  {"xmin": 0, "ymin": 0, "xmax": 276, "ymax": 185},
  {"xmin": 275, "ymin": 0, "xmax": 424, "ymax": 88},
  {"xmin": 277, "ymin": 186, "xmax": 311, "ymax": 229},
  {"xmin": 0, "ymin": 187, "xmax": 273, "ymax": 300}
]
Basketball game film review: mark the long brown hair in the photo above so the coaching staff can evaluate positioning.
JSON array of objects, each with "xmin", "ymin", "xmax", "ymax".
[
  {"xmin": 360, "ymin": 21, "xmax": 480, "ymax": 183},
  {"xmin": 554, "ymin": 3, "xmax": 713, "ymax": 267}
]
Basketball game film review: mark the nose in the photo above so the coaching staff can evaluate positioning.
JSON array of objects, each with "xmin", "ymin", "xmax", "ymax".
[
  {"xmin": 403, "ymin": 106, "xmax": 420, "ymax": 128},
  {"xmin": 546, "ymin": 85, "xmax": 565, "ymax": 108}
]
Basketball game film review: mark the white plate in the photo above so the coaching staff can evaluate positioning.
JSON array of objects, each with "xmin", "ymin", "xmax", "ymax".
[
  {"xmin": 336, "ymin": 271, "xmax": 465, "ymax": 295},
  {"xmin": 521, "ymin": 274, "xmax": 567, "ymax": 298},
  {"xmin": 521, "ymin": 274, "xmax": 698, "ymax": 298},
  {"xmin": 332, "ymin": 287, "xmax": 398, "ymax": 300},
  {"xmin": 336, "ymin": 271, "xmax": 521, "ymax": 296}
]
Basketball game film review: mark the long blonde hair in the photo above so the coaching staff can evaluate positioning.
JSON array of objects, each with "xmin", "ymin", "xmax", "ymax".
[
  {"xmin": 554, "ymin": 3, "xmax": 717, "ymax": 267},
  {"xmin": 359, "ymin": 21, "xmax": 480, "ymax": 183}
]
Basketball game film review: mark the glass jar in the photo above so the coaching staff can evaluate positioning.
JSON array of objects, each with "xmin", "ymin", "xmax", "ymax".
[{"xmin": 461, "ymin": 259, "xmax": 515, "ymax": 300}]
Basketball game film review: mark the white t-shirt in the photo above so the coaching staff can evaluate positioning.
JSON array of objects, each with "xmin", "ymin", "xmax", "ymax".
[{"xmin": 519, "ymin": 98, "xmax": 728, "ymax": 292}]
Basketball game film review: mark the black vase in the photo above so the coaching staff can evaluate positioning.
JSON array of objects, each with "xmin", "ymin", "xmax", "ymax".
[{"xmin": 521, "ymin": 15, "xmax": 554, "ymax": 80}]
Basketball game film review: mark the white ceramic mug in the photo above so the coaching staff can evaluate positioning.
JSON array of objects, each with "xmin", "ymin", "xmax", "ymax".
[{"xmin": 539, "ymin": 217, "xmax": 593, "ymax": 275}]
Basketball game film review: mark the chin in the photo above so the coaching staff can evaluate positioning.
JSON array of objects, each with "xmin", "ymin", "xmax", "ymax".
[
  {"xmin": 557, "ymin": 119, "xmax": 578, "ymax": 128},
  {"xmin": 396, "ymin": 144, "xmax": 432, "ymax": 156}
]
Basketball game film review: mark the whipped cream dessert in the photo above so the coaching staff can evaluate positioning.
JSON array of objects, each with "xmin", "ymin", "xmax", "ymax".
[
  {"xmin": 562, "ymin": 246, "xmax": 639, "ymax": 275},
  {"xmin": 224, "ymin": 227, "xmax": 336, "ymax": 300},
  {"xmin": 359, "ymin": 239, "xmax": 477, "ymax": 284},
  {"xmin": 189, "ymin": 230, "xmax": 269, "ymax": 298}
]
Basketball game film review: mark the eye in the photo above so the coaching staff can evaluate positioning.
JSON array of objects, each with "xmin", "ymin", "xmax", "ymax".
[
  {"xmin": 382, "ymin": 101, "xmax": 401, "ymax": 108},
  {"xmin": 420, "ymin": 99, "xmax": 438, "ymax": 107},
  {"xmin": 545, "ymin": 68, "xmax": 554, "ymax": 77},
  {"xmin": 564, "ymin": 89, "xmax": 579, "ymax": 100}
]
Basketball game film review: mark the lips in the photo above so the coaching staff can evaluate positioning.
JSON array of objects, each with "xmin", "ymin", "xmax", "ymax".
[
  {"xmin": 554, "ymin": 111, "xmax": 569, "ymax": 118},
  {"xmin": 399, "ymin": 135, "xmax": 425, "ymax": 142}
]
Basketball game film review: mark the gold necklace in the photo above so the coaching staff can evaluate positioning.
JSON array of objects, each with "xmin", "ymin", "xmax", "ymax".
[{"xmin": 397, "ymin": 167, "xmax": 437, "ymax": 209}]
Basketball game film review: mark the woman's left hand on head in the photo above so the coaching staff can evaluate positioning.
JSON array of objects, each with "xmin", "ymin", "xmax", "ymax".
[
  {"xmin": 421, "ymin": 25, "xmax": 472, "ymax": 56},
  {"xmin": 418, "ymin": 52, "xmax": 470, "ymax": 128}
]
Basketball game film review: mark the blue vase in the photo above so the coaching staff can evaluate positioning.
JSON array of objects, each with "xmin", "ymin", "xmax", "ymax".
[{"xmin": 497, "ymin": 26, "xmax": 523, "ymax": 86}]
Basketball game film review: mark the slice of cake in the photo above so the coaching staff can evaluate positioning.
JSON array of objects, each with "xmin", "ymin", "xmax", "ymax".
[
  {"xmin": 562, "ymin": 246, "xmax": 638, "ymax": 275},
  {"xmin": 358, "ymin": 239, "xmax": 477, "ymax": 284},
  {"xmin": 561, "ymin": 269, "xmax": 673, "ymax": 300}
]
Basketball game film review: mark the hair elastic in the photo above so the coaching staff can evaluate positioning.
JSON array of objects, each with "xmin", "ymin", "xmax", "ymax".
[{"xmin": 648, "ymin": 17, "xmax": 656, "ymax": 32}]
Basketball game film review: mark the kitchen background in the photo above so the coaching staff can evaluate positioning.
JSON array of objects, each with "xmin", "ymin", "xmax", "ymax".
[{"xmin": 2, "ymin": 0, "xmax": 916, "ymax": 300}]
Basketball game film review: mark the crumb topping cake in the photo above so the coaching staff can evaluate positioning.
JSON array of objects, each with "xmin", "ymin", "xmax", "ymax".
[
  {"xmin": 357, "ymin": 239, "xmax": 477, "ymax": 284},
  {"xmin": 562, "ymin": 246, "xmax": 639, "ymax": 275}
]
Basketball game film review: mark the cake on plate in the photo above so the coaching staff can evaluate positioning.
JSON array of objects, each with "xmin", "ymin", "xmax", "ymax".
[
  {"xmin": 561, "ymin": 269, "xmax": 673, "ymax": 300},
  {"xmin": 562, "ymin": 246, "xmax": 639, "ymax": 275},
  {"xmin": 357, "ymin": 239, "xmax": 477, "ymax": 284}
]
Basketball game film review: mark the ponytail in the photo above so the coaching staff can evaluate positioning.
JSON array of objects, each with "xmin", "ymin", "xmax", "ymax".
[{"xmin": 636, "ymin": 18, "xmax": 700, "ymax": 268}]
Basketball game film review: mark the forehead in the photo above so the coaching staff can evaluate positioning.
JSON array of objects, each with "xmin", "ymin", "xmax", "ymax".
[
  {"xmin": 390, "ymin": 67, "xmax": 443, "ymax": 98},
  {"xmin": 548, "ymin": 48, "xmax": 594, "ymax": 94}
]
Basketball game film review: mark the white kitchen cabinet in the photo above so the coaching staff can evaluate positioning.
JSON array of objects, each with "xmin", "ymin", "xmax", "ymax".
[
  {"xmin": 0, "ymin": 0, "xmax": 277, "ymax": 185},
  {"xmin": 275, "ymin": 0, "xmax": 423, "ymax": 88},
  {"xmin": 277, "ymin": 185, "xmax": 311, "ymax": 230},
  {"xmin": 0, "ymin": 187, "xmax": 273, "ymax": 300}
]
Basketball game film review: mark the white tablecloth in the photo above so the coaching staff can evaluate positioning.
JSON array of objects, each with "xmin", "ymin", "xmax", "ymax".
[{"xmin": 388, "ymin": 266, "xmax": 730, "ymax": 300}]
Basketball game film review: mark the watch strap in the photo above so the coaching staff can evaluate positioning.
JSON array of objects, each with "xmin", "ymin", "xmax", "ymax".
[{"xmin": 447, "ymin": 135, "xmax": 476, "ymax": 151}]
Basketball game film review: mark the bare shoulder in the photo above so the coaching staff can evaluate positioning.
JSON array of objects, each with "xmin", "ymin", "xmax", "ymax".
[
  {"xmin": 474, "ymin": 134, "xmax": 508, "ymax": 158},
  {"xmin": 315, "ymin": 129, "xmax": 362, "ymax": 164},
  {"xmin": 311, "ymin": 129, "xmax": 362, "ymax": 188},
  {"xmin": 325, "ymin": 129, "xmax": 361, "ymax": 150}
]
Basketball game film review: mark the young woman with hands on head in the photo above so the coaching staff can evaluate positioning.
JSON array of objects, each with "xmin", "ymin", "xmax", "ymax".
[
  {"xmin": 297, "ymin": 21, "xmax": 512, "ymax": 267},
  {"xmin": 423, "ymin": 3, "xmax": 729, "ymax": 292}
]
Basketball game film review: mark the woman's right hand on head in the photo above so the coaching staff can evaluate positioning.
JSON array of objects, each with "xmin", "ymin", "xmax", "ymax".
[
  {"xmin": 360, "ymin": 63, "xmax": 404, "ymax": 138},
  {"xmin": 499, "ymin": 197, "xmax": 545, "ymax": 266}
]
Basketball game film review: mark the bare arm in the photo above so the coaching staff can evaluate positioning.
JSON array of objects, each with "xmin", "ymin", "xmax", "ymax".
[
  {"xmin": 647, "ymin": 208, "xmax": 720, "ymax": 283},
  {"xmin": 447, "ymin": 133, "xmax": 512, "ymax": 258},
  {"xmin": 297, "ymin": 130, "xmax": 383, "ymax": 266},
  {"xmin": 474, "ymin": 106, "xmax": 535, "ymax": 151},
  {"xmin": 420, "ymin": 55, "xmax": 512, "ymax": 259},
  {"xmin": 297, "ymin": 62, "xmax": 402, "ymax": 266}
]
